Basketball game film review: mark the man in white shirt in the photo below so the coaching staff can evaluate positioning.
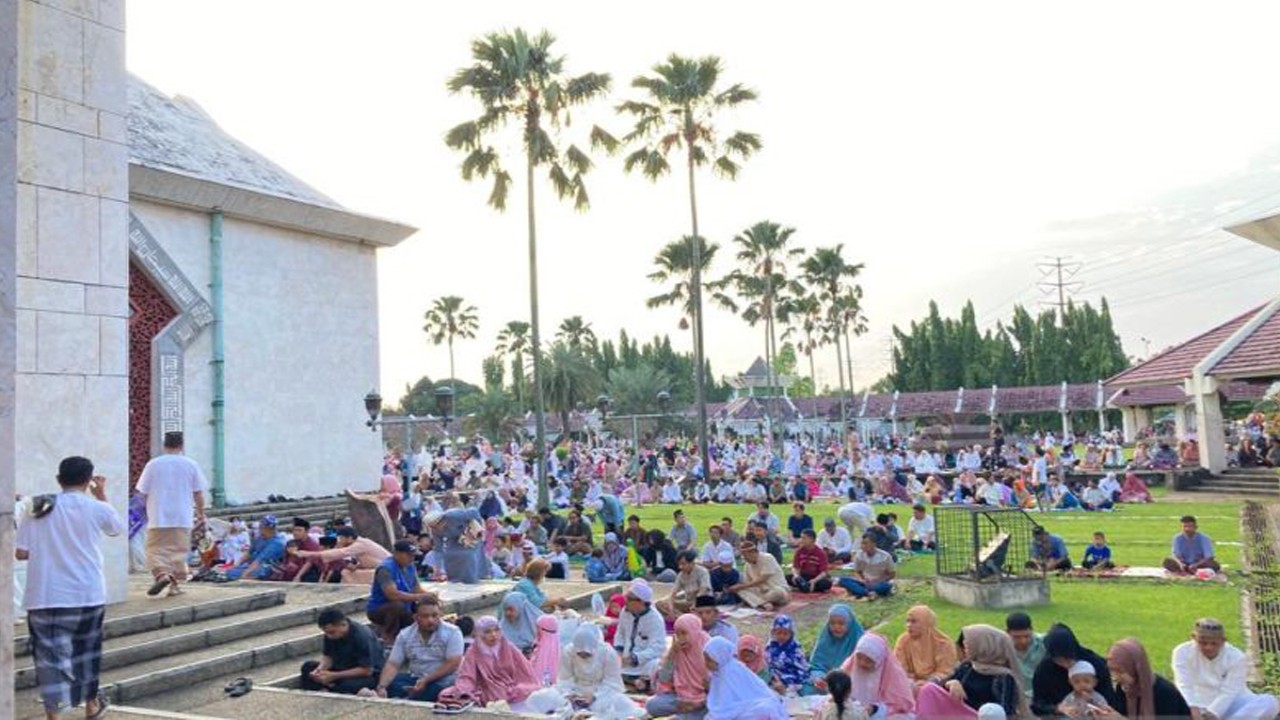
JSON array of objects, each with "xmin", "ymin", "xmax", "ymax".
[
  {"xmin": 816, "ymin": 517, "xmax": 854, "ymax": 562},
  {"xmin": 17, "ymin": 456, "xmax": 124, "ymax": 719},
  {"xmin": 136, "ymin": 431, "xmax": 208, "ymax": 597},
  {"xmin": 907, "ymin": 504, "xmax": 936, "ymax": 550},
  {"xmin": 1173, "ymin": 617, "xmax": 1278, "ymax": 720},
  {"xmin": 838, "ymin": 501, "xmax": 875, "ymax": 537},
  {"xmin": 612, "ymin": 580, "xmax": 667, "ymax": 681},
  {"xmin": 699, "ymin": 525, "xmax": 734, "ymax": 568}
]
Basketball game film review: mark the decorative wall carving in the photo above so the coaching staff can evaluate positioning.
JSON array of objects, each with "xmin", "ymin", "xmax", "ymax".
[
  {"xmin": 127, "ymin": 212, "xmax": 212, "ymax": 485},
  {"xmin": 127, "ymin": 262, "xmax": 177, "ymax": 487}
]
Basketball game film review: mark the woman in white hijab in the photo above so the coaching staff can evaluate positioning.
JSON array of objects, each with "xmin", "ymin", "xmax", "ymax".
[
  {"xmin": 705, "ymin": 636, "xmax": 789, "ymax": 720},
  {"xmin": 528, "ymin": 624, "xmax": 643, "ymax": 719}
]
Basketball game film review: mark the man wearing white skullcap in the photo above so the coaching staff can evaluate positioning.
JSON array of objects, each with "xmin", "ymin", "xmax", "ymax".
[
  {"xmin": 1174, "ymin": 618, "xmax": 1279, "ymax": 720},
  {"xmin": 612, "ymin": 579, "xmax": 667, "ymax": 684}
]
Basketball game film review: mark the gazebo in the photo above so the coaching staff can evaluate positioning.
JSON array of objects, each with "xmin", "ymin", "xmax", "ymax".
[{"xmin": 1105, "ymin": 214, "xmax": 1280, "ymax": 473}]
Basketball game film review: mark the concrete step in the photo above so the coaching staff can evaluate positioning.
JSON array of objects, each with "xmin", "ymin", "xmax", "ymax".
[
  {"xmin": 1187, "ymin": 481, "xmax": 1279, "ymax": 495},
  {"xmin": 206, "ymin": 496, "xmax": 347, "ymax": 519},
  {"xmin": 14, "ymin": 595, "xmax": 365, "ymax": 689},
  {"xmin": 15, "ymin": 587, "xmax": 287, "ymax": 658}
]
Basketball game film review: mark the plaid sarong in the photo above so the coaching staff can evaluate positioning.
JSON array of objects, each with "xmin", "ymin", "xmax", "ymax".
[{"xmin": 27, "ymin": 605, "xmax": 106, "ymax": 713}]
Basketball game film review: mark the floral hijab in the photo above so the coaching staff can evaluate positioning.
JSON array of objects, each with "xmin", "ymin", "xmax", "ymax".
[{"xmin": 766, "ymin": 615, "xmax": 810, "ymax": 688}]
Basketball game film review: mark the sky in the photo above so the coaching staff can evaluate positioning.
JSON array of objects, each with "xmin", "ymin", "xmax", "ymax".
[{"xmin": 126, "ymin": 2, "xmax": 1280, "ymax": 402}]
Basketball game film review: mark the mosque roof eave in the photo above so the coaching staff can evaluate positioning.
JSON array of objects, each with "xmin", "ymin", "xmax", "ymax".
[{"xmin": 129, "ymin": 163, "xmax": 416, "ymax": 247}]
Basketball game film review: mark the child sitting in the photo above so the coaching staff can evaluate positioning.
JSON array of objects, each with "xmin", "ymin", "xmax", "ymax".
[
  {"xmin": 220, "ymin": 517, "xmax": 250, "ymax": 566},
  {"xmin": 1058, "ymin": 661, "xmax": 1110, "ymax": 717},
  {"xmin": 1082, "ymin": 532, "xmax": 1114, "ymax": 571},
  {"xmin": 585, "ymin": 547, "xmax": 610, "ymax": 583},
  {"xmin": 815, "ymin": 670, "xmax": 872, "ymax": 720},
  {"xmin": 546, "ymin": 537, "xmax": 570, "ymax": 580}
]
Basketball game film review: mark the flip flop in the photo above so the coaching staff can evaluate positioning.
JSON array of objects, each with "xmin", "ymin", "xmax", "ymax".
[
  {"xmin": 224, "ymin": 677, "xmax": 253, "ymax": 697},
  {"xmin": 146, "ymin": 575, "xmax": 172, "ymax": 597},
  {"xmin": 86, "ymin": 691, "xmax": 109, "ymax": 720}
]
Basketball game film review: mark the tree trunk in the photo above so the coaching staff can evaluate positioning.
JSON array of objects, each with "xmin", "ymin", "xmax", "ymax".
[
  {"xmin": 448, "ymin": 337, "xmax": 456, "ymax": 395},
  {"xmin": 686, "ymin": 134, "xmax": 711, "ymax": 473},
  {"xmin": 843, "ymin": 325, "xmax": 854, "ymax": 397},
  {"xmin": 527, "ymin": 147, "xmax": 550, "ymax": 508},
  {"xmin": 834, "ymin": 317, "xmax": 847, "ymax": 437}
]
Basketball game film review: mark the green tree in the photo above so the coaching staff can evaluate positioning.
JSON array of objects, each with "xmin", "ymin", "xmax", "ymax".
[
  {"xmin": 612, "ymin": 53, "xmax": 761, "ymax": 472},
  {"xmin": 606, "ymin": 364, "xmax": 673, "ymax": 415},
  {"xmin": 399, "ymin": 376, "xmax": 483, "ymax": 417},
  {"xmin": 422, "ymin": 295, "xmax": 479, "ymax": 393},
  {"xmin": 782, "ymin": 293, "xmax": 824, "ymax": 401},
  {"xmin": 646, "ymin": 235, "xmax": 737, "ymax": 332},
  {"xmin": 481, "ymin": 355, "xmax": 505, "ymax": 391},
  {"xmin": 726, "ymin": 220, "xmax": 802, "ymax": 397},
  {"xmin": 556, "ymin": 315, "xmax": 598, "ymax": 354},
  {"xmin": 446, "ymin": 28, "xmax": 613, "ymax": 506},
  {"xmin": 462, "ymin": 386, "xmax": 521, "ymax": 442},
  {"xmin": 539, "ymin": 342, "xmax": 602, "ymax": 440},
  {"xmin": 494, "ymin": 320, "xmax": 531, "ymax": 409},
  {"xmin": 801, "ymin": 245, "xmax": 865, "ymax": 426}
]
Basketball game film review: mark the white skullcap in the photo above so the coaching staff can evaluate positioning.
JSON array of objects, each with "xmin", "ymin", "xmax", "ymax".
[
  {"xmin": 1069, "ymin": 660, "xmax": 1096, "ymax": 678},
  {"xmin": 978, "ymin": 704, "xmax": 1007, "ymax": 720},
  {"xmin": 716, "ymin": 548, "xmax": 735, "ymax": 564},
  {"xmin": 628, "ymin": 579, "xmax": 653, "ymax": 603}
]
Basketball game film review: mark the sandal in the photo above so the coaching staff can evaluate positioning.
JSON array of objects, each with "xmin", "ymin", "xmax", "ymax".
[
  {"xmin": 146, "ymin": 574, "xmax": 173, "ymax": 597},
  {"xmin": 223, "ymin": 677, "xmax": 253, "ymax": 698},
  {"xmin": 86, "ymin": 691, "xmax": 109, "ymax": 720}
]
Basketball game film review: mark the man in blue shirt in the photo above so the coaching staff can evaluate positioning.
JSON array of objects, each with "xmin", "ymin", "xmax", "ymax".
[
  {"xmin": 226, "ymin": 514, "xmax": 286, "ymax": 581},
  {"xmin": 1164, "ymin": 515, "xmax": 1220, "ymax": 574},
  {"xmin": 1027, "ymin": 526, "xmax": 1072, "ymax": 572},
  {"xmin": 786, "ymin": 502, "xmax": 814, "ymax": 547}
]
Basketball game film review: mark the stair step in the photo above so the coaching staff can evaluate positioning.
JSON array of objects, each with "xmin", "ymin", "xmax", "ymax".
[
  {"xmin": 1188, "ymin": 483, "xmax": 1278, "ymax": 495},
  {"xmin": 15, "ymin": 588, "xmax": 286, "ymax": 657},
  {"xmin": 14, "ymin": 596, "xmax": 364, "ymax": 689},
  {"xmin": 206, "ymin": 496, "xmax": 347, "ymax": 518}
]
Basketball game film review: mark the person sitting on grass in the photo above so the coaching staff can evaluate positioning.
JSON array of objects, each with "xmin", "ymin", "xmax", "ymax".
[
  {"xmin": 644, "ymin": 613, "xmax": 710, "ymax": 719},
  {"xmin": 670, "ymin": 509, "xmax": 698, "ymax": 553},
  {"xmin": 1006, "ymin": 612, "xmax": 1045, "ymax": 698},
  {"xmin": 694, "ymin": 595, "xmax": 739, "ymax": 644},
  {"xmin": 803, "ymin": 604, "xmax": 864, "ymax": 695},
  {"xmin": 767, "ymin": 615, "xmax": 811, "ymax": 695},
  {"xmin": 1119, "ymin": 470, "xmax": 1154, "ymax": 503},
  {"xmin": 704, "ymin": 636, "xmax": 790, "ymax": 720},
  {"xmin": 300, "ymin": 608, "xmax": 383, "ymax": 695},
  {"xmin": 730, "ymin": 541, "xmax": 791, "ymax": 611},
  {"xmin": 1081, "ymin": 481, "xmax": 1114, "ymax": 512},
  {"xmin": 1027, "ymin": 526, "xmax": 1073, "ymax": 573},
  {"xmin": 788, "ymin": 529, "xmax": 834, "ymax": 593},
  {"xmin": 700, "ymin": 524, "xmax": 735, "ymax": 568},
  {"xmin": 1082, "ymin": 532, "xmax": 1114, "ymax": 571},
  {"xmin": 614, "ymin": 580, "xmax": 668, "ymax": 684},
  {"xmin": 600, "ymin": 533, "xmax": 631, "ymax": 581},
  {"xmin": 907, "ymin": 504, "xmax": 936, "ymax": 551},
  {"xmin": 657, "ymin": 550, "xmax": 715, "ymax": 620},
  {"xmin": 1164, "ymin": 515, "xmax": 1220, "ymax": 575},
  {"xmin": 642, "ymin": 529, "xmax": 679, "ymax": 582},
  {"xmin": 1047, "ymin": 477, "xmax": 1083, "ymax": 510},
  {"xmin": 560, "ymin": 509, "xmax": 594, "ymax": 556},
  {"xmin": 1031, "ymin": 624, "xmax": 1117, "ymax": 717},
  {"xmin": 787, "ymin": 502, "xmax": 815, "ymax": 547},
  {"xmin": 1173, "ymin": 617, "xmax": 1278, "ymax": 720},
  {"xmin": 1107, "ymin": 637, "xmax": 1191, "ymax": 720},
  {"xmin": 894, "ymin": 605, "xmax": 958, "ymax": 689},
  {"xmin": 1059, "ymin": 660, "xmax": 1112, "ymax": 717},
  {"xmin": 838, "ymin": 633, "xmax": 917, "ymax": 717},
  {"xmin": 585, "ymin": 548, "xmax": 614, "ymax": 583},
  {"xmin": 365, "ymin": 598, "xmax": 462, "ymax": 702},
  {"xmin": 711, "ymin": 547, "xmax": 741, "ymax": 603},
  {"xmin": 836, "ymin": 533, "xmax": 896, "ymax": 600},
  {"xmin": 545, "ymin": 537, "xmax": 570, "ymax": 580},
  {"xmin": 818, "ymin": 517, "xmax": 855, "ymax": 563}
]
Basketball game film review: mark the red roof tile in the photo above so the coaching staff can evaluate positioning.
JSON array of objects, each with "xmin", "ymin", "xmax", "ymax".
[
  {"xmin": 1209, "ymin": 305, "xmax": 1280, "ymax": 378},
  {"xmin": 1106, "ymin": 306, "xmax": 1264, "ymax": 386}
]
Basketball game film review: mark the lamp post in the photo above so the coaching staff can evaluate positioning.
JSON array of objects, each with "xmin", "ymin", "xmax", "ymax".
[
  {"xmin": 363, "ymin": 388, "xmax": 455, "ymax": 457},
  {"xmin": 434, "ymin": 386, "xmax": 455, "ymax": 445},
  {"xmin": 595, "ymin": 394, "xmax": 612, "ymax": 449}
]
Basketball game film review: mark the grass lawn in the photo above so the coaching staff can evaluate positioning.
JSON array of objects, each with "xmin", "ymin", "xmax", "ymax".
[{"xmin": 619, "ymin": 488, "xmax": 1244, "ymax": 676}]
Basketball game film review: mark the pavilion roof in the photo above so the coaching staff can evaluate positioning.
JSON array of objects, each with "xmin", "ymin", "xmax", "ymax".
[
  {"xmin": 1208, "ymin": 306, "xmax": 1280, "ymax": 378},
  {"xmin": 1105, "ymin": 306, "xmax": 1265, "ymax": 387},
  {"xmin": 1107, "ymin": 381, "xmax": 1271, "ymax": 408}
]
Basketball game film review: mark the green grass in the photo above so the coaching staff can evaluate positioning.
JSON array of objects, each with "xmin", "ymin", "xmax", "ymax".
[{"xmin": 617, "ymin": 488, "xmax": 1244, "ymax": 677}]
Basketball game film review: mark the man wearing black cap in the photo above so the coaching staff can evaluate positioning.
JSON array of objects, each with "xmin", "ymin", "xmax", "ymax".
[
  {"xmin": 367, "ymin": 540, "xmax": 438, "ymax": 644},
  {"xmin": 694, "ymin": 596, "xmax": 739, "ymax": 644}
]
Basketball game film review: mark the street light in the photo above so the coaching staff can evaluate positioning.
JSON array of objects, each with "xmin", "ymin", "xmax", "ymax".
[{"xmin": 364, "ymin": 390, "xmax": 383, "ymax": 431}]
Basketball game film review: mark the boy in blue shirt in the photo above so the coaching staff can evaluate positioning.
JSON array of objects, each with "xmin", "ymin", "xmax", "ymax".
[
  {"xmin": 1082, "ymin": 531, "xmax": 1114, "ymax": 570},
  {"xmin": 585, "ymin": 548, "xmax": 611, "ymax": 583}
]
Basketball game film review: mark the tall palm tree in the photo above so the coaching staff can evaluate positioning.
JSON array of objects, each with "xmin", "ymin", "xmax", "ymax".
[
  {"xmin": 540, "ymin": 342, "xmax": 601, "ymax": 441},
  {"xmin": 446, "ymin": 29, "xmax": 612, "ymax": 506},
  {"xmin": 611, "ymin": 55, "xmax": 761, "ymax": 466},
  {"xmin": 646, "ymin": 235, "xmax": 737, "ymax": 335},
  {"xmin": 422, "ymin": 295, "xmax": 479, "ymax": 394},
  {"xmin": 494, "ymin": 320, "xmax": 531, "ymax": 408},
  {"xmin": 837, "ymin": 287, "xmax": 869, "ymax": 397},
  {"xmin": 801, "ymin": 246, "xmax": 865, "ymax": 432},
  {"xmin": 727, "ymin": 220, "xmax": 802, "ymax": 396},
  {"xmin": 782, "ymin": 293, "xmax": 824, "ymax": 399},
  {"xmin": 556, "ymin": 316, "xmax": 597, "ymax": 354}
]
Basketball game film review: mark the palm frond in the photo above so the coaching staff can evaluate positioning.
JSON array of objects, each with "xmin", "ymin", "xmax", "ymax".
[
  {"xmin": 564, "ymin": 72, "xmax": 612, "ymax": 103},
  {"xmin": 590, "ymin": 125, "xmax": 620, "ymax": 154},
  {"xmin": 445, "ymin": 121, "xmax": 481, "ymax": 150},
  {"xmin": 714, "ymin": 82, "xmax": 758, "ymax": 107},
  {"xmin": 723, "ymin": 131, "xmax": 762, "ymax": 159},
  {"xmin": 571, "ymin": 174, "xmax": 590, "ymax": 211},
  {"xmin": 460, "ymin": 147, "xmax": 501, "ymax": 181},
  {"xmin": 488, "ymin": 169, "xmax": 511, "ymax": 210},
  {"xmin": 564, "ymin": 145, "xmax": 592, "ymax": 175},
  {"xmin": 712, "ymin": 155, "xmax": 739, "ymax": 178}
]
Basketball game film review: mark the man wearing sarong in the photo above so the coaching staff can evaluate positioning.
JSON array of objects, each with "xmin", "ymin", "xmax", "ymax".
[{"xmin": 136, "ymin": 431, "xmax": 207, "ymax": 597}]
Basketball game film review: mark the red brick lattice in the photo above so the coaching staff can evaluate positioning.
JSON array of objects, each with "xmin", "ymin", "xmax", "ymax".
[{"xmin": 128, "ymin": 262, "xmax": 178, "ymax": 489}]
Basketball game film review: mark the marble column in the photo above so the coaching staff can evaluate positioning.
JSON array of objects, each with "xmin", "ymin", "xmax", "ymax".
[
  {"xmin": 1189, "ymin": 377, "xmax": 1228, "ymax": 474},
  {"xmin": 1120, "ymin": 407, "xmax": 1137, "ymax": 442},
  {"xmin": 1, "ymin": 0, "xmax": 18, "ymax": 713}
]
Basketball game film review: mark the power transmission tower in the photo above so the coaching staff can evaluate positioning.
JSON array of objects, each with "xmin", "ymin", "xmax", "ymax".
[{"xmin": 1037, "ymin": 256, "xmax": 1083, "ymax": 320}]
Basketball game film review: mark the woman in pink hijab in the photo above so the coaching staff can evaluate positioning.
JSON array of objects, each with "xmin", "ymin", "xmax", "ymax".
[
  {"xmin": 437, "ymin": 616, "xmax": 539, "ymax": 710},
  {"xmin": 646, "ymin": 613, "xmax": 710, "ymax": 719},
  {"xmin": 840, "ymin": 632, "xmax": 916, "ymax": 717},
  {"xmin": 483, "ymin": 516, "xmax": 501, "ymax": 556},
  {"xmin": 530, "ymin": 614, "xmax": 561, "ymax": 685}
]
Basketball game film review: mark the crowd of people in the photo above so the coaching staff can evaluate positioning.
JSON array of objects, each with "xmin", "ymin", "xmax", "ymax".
[{"xmin": 15, "ymin": 419, "xmax": 1273, "ymax": 720}]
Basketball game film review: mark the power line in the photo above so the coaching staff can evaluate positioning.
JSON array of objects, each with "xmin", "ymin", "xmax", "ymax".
[{"xmin": 1036, "ymin": 256, "xmax": 1083, "ymax": 319}]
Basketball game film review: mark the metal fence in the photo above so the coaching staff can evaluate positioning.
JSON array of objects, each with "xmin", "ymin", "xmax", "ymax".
[{"xmin": 935, "ymin": 506, "xmax": 1045, "ymax": 581}]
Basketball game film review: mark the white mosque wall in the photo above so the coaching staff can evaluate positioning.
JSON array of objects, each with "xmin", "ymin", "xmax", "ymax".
[{"xmin": 129, "ymin": 198, "xmax": 384, "ymax": 506}]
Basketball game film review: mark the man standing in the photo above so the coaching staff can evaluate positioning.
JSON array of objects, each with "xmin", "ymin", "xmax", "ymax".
[
  {"xmin": 1173, "ymin": 618, "xmax": 1278, "ymax": 720},
  {"xmin": 1006, "ymin": 611, "xmax": 1045, "ymax": 697},
  {"xmin": 368, "ymin": 599, "xmax": 463, "ymax": 701},
  {"xmin": 136, "ymin": 431, "xmax": 207, "ymax": 597},
  {"xmin": 17, "ymin": 457, "xmax": 124, "ymax": 720},
  {"xmin": 1165, "ymin": 515, "xmax": 1221, "ymax": 575},
  {"xmin": 300, "ymin": 608, "xmax": 383, "ymax": 694}
]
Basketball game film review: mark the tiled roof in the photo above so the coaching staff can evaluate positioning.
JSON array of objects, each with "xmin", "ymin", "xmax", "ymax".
[
  {"xmin": 1107, "ymin": 381, "xmax": 1272, "ymax": 407},
  {"xmin": 1106, "ymin": 306, "xmax": 1264, "ymax": 387},
  {"xmin": 743, "ymin": 357, "xmax": 769, "ymax": 378},
  {"xmin": 1209, "ymin": 306, "xmax": 1280, "ymax": 378}
]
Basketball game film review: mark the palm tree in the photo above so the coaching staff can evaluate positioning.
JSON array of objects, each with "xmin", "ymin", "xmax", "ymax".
[
  {"xmin": 422, "ymin": 295, "xmax": 479, "ymax": 394},
  {"xmin": 646, "ymin": 235, "xmax": 737, "ymax": 335},
  {"xmin": 606, "ymin": 364, "xmax": 673, "ymax": 415},
  {"xmin": 446, "ymin": 29, "xmax": 612, "ymax": 507},
  {"xmin": 782, "ymin": 293, "xmax": 824, "ymax": 400},
  {"xmin": 801, "ymin": 246, "xmax": 865, "ymax": 432},
  {"xmin": 556, "ymin": 316, "xmax": 597, "ymax": 354},
  {"xmin": 495, "ymin": 320, "xmax": 531, "ymax": 408},
  {"xmin": 610, "ymin": 56, "xmax": 760, "ymax": 465},
  {"xmin": 539, "ymin": 342, "xmax": 602, "ymax": 441},
  {"xmin": 727, "ymin": 220, "xmax": 803, "ymax": 396},
  {"xmin": 837, "ymin": 287, "xmax": 869, "ymax": 397}
]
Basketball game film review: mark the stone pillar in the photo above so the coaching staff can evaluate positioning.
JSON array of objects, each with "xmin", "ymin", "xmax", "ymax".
[
  {"xmin": 15, "ymin": 0, "xmax": 129, "ymax": 602},
  {"xmin": 1, "ymin": 0, "xmax": 19, "ymax": 713},
  {"xmin": 1120, "ymin": 407, "xmax": 1137, "ymax": 442},
  {"xmin": 1188, "ymin": 377, "xmax": 1228, "ymax": 474},
  {"xmin": 1133, "ymin": 406, "xmax": 1152, "ymax": 434},
  {"xmin": 1060, "ymin": 412, "xmax": 1072, "ymax": 439},
  {"xmin": 1174, "ymin": 403, "xmax": 1188, "ymax": 441}
]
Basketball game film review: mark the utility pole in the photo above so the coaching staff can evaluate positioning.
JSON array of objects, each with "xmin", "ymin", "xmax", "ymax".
[{"xmin": 1037, "ymin": 256, "xmax": 1083, "ymax": 320}]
